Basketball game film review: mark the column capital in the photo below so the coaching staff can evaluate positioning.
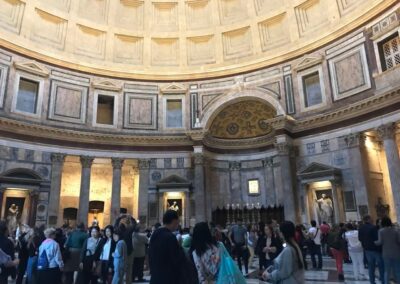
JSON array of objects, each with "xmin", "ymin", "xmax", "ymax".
[
  {"xmin": 138, "ymin": 159, "xmax": 151, "ymax": 170},
  {"xmin": 229, "ymin": 161, "xmax": 241, "ymax": 171},
  {"xmin": 111, "ymin": 158, "xmax": 124, "ymax": 169},
  {"xmin": 274, "ymin": 142, "xmax": 293, "ymax": 156},
  {"xmin": 80, "ymin": 156, "xmax": 94, "ymax": 168},
  {"xmin": 193, "ymin": 153, "xmax": 205, "ymax": 165},
  {"xmin": 51, "ymin": 153, "xmax": 66, "ymax": 164},
  {"xmin": 262, "ymin": 157, "xmax": 274, "ymax": 168},
  {"xmin": 377, "ymin": 123, "xmax": 397, "ymax": 140},
  {"xmin": 343, "ymin": 132, "xmax": 366, "ymax": 148}
]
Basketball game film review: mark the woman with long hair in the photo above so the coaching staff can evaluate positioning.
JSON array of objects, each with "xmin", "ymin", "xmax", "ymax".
[
  {"xmin": 79, "ymin": 226, "xmax": 104, "ymax": 284},
  {"xmin": 190, "ymin": 222, "xmax": 220, "ymax": 283},
  {"xmin": 112, "ymin": 227, "xmax": 127, "ymax": 284},
  {"xmin": 99, "ymin": 225, "xmax": 116, "ymax": 284},
  {"xmin": 262, "ymin": 225, "xmax": 283, "ymax": 269},
  {"xmin": 294, "ymin": 224, "xmax": 308, "ymax": 271},
  {"xmin": 262, "ymin": 221, "xmax": 305, "ymax": 283},
  {"xmin": 255, "ymin": 222, "xmax": 266, "ymax": 273}
]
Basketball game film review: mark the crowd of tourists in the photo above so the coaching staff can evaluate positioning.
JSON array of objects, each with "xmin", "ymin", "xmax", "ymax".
[{"xmin": 0, "ymin": 211, "xmax": 399, "ymax": 284}]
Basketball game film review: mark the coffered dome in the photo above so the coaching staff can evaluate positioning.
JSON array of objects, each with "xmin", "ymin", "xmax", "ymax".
[{"xmin": 0, "ymin": 0, "xmax": 395, "ymax": 80}]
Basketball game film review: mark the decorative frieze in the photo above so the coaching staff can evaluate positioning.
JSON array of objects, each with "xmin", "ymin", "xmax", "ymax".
[
  {"xmin": 138, "ymin": 159, "xmax": 150, "ymax": 170},
  {"xmin": 229, "ymin": 161, "xmax": 241, "ymax": 171},
  {"xmin": 377, "ymin": 123, "xmax": 398, "ymax": 140},
  {"xmin": 343, "ymin": 133, "xmax": 366, "ymax": 148},
  {"xmin": 193, "ymin": 153, "xmax": 204, "ymax": 165}
]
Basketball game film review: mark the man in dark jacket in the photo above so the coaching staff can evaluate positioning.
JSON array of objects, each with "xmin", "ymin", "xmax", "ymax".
[
  {"xmin": 149, "ymin": 210, "xmax": 193, "ymax": 284},
  {"xmin": 0, "ymin": 221, "xmax": 16, "ymax": 284},
  {"xmin": 359, "ymin": 215, "xmax": 384, "ymax": 284}
]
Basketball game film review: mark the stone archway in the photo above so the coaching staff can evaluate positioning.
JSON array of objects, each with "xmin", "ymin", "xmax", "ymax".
[{"xmin": 200, "ymin": 88, "xmax": 285, "ymax": 130}]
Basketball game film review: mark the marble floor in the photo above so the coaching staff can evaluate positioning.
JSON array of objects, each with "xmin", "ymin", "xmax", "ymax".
[{"xmin": 135, "ymin": 255, "xmax": 377, "ymax": 284}]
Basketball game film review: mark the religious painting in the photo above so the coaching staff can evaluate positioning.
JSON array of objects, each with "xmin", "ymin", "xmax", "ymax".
[
  {"xmin": 314, "ymin": 189, "xmax": 334, "ymax": 224},
  {"xmin": 166, "ymin": 199, "xmax": 182, "ymax": 216},
  {"xmin": 248, "ymin": 179, "xmax": 260, "ymax": 195}
]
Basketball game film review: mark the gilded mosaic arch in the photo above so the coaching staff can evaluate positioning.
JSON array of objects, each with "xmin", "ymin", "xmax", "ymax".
[{"xmin": 209, "ymin": 100, "xmax": 277, "ymax": 139}]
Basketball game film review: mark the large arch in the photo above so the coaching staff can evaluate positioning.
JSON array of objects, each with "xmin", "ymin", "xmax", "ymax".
[{"xmin": 200, "ymin": 88, "xmax": 285, "ymax": 130}]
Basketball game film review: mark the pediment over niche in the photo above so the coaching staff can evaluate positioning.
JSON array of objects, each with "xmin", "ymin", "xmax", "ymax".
[
  {"xmin": 294, "ymin": 54, "xmax": 324, "ymax": 71},
  {"xmin": 14, "ymin": 61, "xmax": 50, "ymax": 77},
  {"xmin": 160, "ymin": 82, "xmax": 187, "ymax": 94},
  {"xmin": 297, "ymin": 162, "xmax": 341, "ymax": 183},
  {"xmin": 157, "ymin": 174, "xmax": 191, "ymax": 189},
  {"xmin": 92, "ymin": 80, "xmax": 122, "ymax": 91}
]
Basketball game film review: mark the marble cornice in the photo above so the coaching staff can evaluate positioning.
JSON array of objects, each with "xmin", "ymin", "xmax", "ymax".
[{"xmin": 0, "ymin": 117, "xmax": 192, "ymax": 147}]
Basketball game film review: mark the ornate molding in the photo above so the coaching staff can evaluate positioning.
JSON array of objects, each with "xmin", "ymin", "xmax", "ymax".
[
  {"xmin": 80, "ymin": 156, "xmax": 94, "ymax": 168},
  {"xmin": 92, "ymin": 80, "xmax": 122, "ymax": 91},
  {"xmin": 229, "ymin": 161, "xmax": 241, "ymax": 171},
  {"xmin": 138, "ymin": 159, "xmax": 150, "ymax": 170},
  {"xmin": 376, "ymin": 123, "xmax": 397, "ymax": 140},
  {"xmin": 111, "ymin": 158, "xmax": 124, "ymax": 169},
  {"xmin": 50, "ymin": 153, "xmax": 65, "ymax": 165},
  {"xmin": 274, "ymin": 142, "xmax": 291, "ymax": 156},
  {"xmin": 263, "ymin": 157, "xmax": 274, "ymax": 168},
  {"xmin": 343, "ymin": 133, "xmax": 366, "ymax": 148},
  {"xmin": 193, "ymin": 153, "xmax": 204, "ymax": 165},
  {"xmin": 13, "ymin": 60, "xmax": 50, "ymax": 77}
]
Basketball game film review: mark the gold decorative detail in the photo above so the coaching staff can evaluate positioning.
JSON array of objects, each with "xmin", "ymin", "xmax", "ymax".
[
  {"xmin": 13, "ymin": 60, "xmax": 50, "ymax": 77},
  {"xmin": 209, "ymin": 101, "xmax": 277, "ymax": 139}
]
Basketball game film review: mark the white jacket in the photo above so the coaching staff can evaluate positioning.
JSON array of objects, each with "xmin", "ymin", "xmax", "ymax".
[{"xmin": 38, "ymin": 238, "xmax": 64, "ymax": 269}]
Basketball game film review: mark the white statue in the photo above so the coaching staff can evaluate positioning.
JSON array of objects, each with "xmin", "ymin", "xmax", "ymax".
[
  {"xmin": 7, "ymin": 204, "xmax": 18, "ymax": 235},
  {"xmin": 315, "ymin": 194, "xmax": 333, "ymax": 223},
  {"xmin": 168, "ymin": 201, "xmax": 179, "ymax": 212}
]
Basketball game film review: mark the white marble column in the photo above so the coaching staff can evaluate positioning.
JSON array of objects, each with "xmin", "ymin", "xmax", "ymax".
[
  {"xmin": 111, "ymin": 158, "xmax": 124, "ymax": 222},
  {"xmin": 344, "ymin": 133, "xmax": 370, "ymax": 215},
  {"xmin": 48, "ymin": 153, "xmax": 65, "ymax": 226},
  {"xmin": 193, "ymin": 152, "xmax": 206, "ymax": 222},
  {"xmin": 263, "ymin": 157, "xmax": 276, "ymax": 206},
  {"xmin": 331, "ymin": 179, "xmax": 345, "ymax": 223},
  {"xmin": 138, "ymin": 159, "xmax": 150, "ymax": 225},
  {"xmin": 229, "ymin": 161, "xmax": 241, "ymax": 203},
  {"xmin": 275, "ymin": 142, "xmax": 297, "ymax": 221},
  {"xmin": 377, "ymin": 123, "xmax": 400, "ymax": 221},
  {"xmin": 78, "ymin": 156, "xmax": 94, "ymax": 225}
]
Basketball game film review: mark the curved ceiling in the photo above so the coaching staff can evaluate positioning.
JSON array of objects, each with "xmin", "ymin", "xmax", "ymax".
[
  {"xmin": 209, "ymin": 100, "xmax": 276, "ymax": 139},
  {"xmin": 0, "ymin": 0, "xmax": 394, "ymax": 80}
]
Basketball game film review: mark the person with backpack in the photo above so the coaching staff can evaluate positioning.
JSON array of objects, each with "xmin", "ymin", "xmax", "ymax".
[
  {"xmin": 307, "ymin": 220, "xmax": 322, "ymax": 270},
  {"xmin": 327, "ymin": 224, "xmax": 347, "ymax": 281},
  {"xmin": 36, "ymin": 228, "xmax": 64, "ymax": 284},
  {"xmin": 345, "ymin": 223, "xmax": 367, "ymax": 280}
]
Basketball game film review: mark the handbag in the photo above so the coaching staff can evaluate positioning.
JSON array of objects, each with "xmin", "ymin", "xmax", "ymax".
[
  {"xmin": 216, "ymin": 243, "xmax": 246, "ymax": 284},
  {"xmin": 305, "ymin": 228, "xmax": 319, "ymax": 250}
]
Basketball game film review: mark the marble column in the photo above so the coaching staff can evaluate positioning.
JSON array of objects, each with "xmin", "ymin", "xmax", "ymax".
[
  {"xmin": 263, "ymin": 157, "xmax": 276, "ymax": 206},
  {"xmin": 275, "ymin": 142, "xmax": 297, "ymax": 221},
  {"xmin": 377, "ymin": 123, "xmax": 400, "ymax": 221},
  {"xmin": 0, "ymin": 188, "xmax": 4, "ymax": 218},
  {"xmin": 193, "ymin": 153, "xmax": 206, "ymax": 222},
  {"xmin": 331, "ymin": 179, "xmax": 345, "ymax": 223},
  {"xmin": 28, "ymin": 191, "xmax": 39, "ymax": 227},
  {"xmin": 229, "ymin": 161, "xmax": 241, "ymax": 203},
  {"xmin": 78, "ymin": 156, "xmax": 94, "ymax": 225},
  {"xmin": 344, "ymin": 133, "xmax": 370, "ymax": 215},
  {"xmin": 48, "ymin": 153, "xmax": 65, "ymax": 226},
  {"xmin": 111, "ymin": 158, "xmax": 124, "ymax": 222},
  {"xmin": 138, "ymin": 159, "xmax": 150, "ymax": 225}
]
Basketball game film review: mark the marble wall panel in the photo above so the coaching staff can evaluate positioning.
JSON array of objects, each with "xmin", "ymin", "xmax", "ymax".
[{"xmin": 124, "ymin": 93, "xmax": 157, "ymax": 130}]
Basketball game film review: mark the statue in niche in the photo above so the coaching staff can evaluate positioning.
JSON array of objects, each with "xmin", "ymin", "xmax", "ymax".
[
  {"xmin": 376, "ymin": 197, "xmax": 390, "ymax": 219},
  {"xmin": 315, "ymin": 193, "xmax": 334, "ymax": 223},
  {"xmin": 7, "ymin": 204, "xmax": 19, "ymax": 234},
  {"xmin": 168, "ymin": 201, "xmax": 179, "ymax": 212}
]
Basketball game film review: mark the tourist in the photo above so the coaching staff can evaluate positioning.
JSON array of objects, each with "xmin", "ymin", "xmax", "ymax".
[
  {"xmin": 320, "ymin": 221, "xmax": 330, "ymax": 256},
  {"xmin": 112, "ymin": 227, "xmax": 127, "ymax": 284},
  {"xmin": 307, "ymin": 220, "xmax": 322, "ymax": 270},
  {"xmin": 359, "ymin": 215, "xmax": 384, "ymax": 284},
  {"xmin": 229, "ymin": 218, "xmax": 249, "ymax": 276},
  {"xmin": 79, "ymin": 225, "xmax": 104, "ymax": 284},
  {"xmin": 149, "ymin": 210, "xmax": 188, "ymax": 284},
  {"xmin": 190, "ymin": 222, "xmax": 219, "ymax": 283},
  {"xmin": 132, "ymin": 225, "xmax": 149, "ymax": 283},
  {"xmin": 64, "ymin": 223, "xmax": 88, "ymax": 284},
  {"xmin": 375, "ymin": 216, "xmax": 400, "ymax": 284},
  {"xmin": 36, "ymin": 228, "xmax": 64, "ymax": 284},
  {"xmin": 247, "ymin": 224, "xmax": 258, "ymax": 268},
  {"xmin": 0, "ymin": 220, "xmax": 16, "ymax": 284},
  {"xmin": 262, "ymin": 221, "xmax": 305, "ymax": 283},
  {"xmin": 99, "ymin": 225, "xmax": 116, "ymax": 284},
  {"xmin": 26, "ymin": 227, "xmax": 45, "ymax": 284},
  {"xmin": 327, "ymin": 224, "xmax": 346, "ymax": 281},
  {"xmin": 255, "ymin": 222, "xmax": 266, "ymax": 272},
  {"xmin": 294, "ymin": 224, "xmax": 308, "ymax": 270},
  {"xmin": 262, "ymin": 224, "xmax": 283, "ymax": 269},
  {"xmin": 16, "ymin": 226, "xmax": 30, "ymax": 284},
  {"xmin": 344, "ymin": 223, "xmax": 366, "ymax": 280}
]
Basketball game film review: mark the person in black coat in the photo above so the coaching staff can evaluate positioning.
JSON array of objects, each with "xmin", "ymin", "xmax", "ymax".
[
  {"xmin": 262, "ymin": 224, "xmax": 283, "ymax": 269},
  {"xmin": 99, "ymin": 225, "xmax": 116, "ymax": 284},
  {"xmin": 149, "ymin": 210, "xmax": 196, "ymax": 284},
  {"xmin": 0, "ymin": 221, "xmax": 16, "ymax": 284}
]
